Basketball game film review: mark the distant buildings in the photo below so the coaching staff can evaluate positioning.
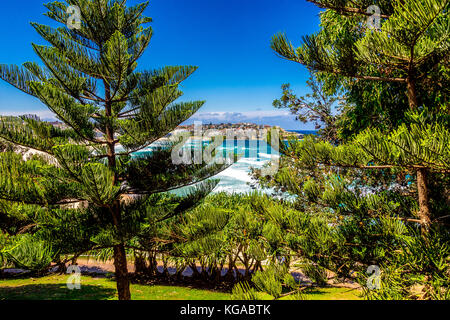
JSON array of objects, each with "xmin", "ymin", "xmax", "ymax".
[
  {"xmin": 177, "ymin": 122, "xmax": 266, "ymax": 132},
  {"xmin": 49, "ymin": 121, "xmax": 68, "ymax": 130},
  {"xmin": 47, "ymin": 121, "xmax": 304, "ymax": 140}
]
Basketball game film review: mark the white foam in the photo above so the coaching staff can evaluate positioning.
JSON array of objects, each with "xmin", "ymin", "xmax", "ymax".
[
  {"xmin": 257, "ymin": 153, "xmax": 280, "ymax": 159},
  {"xmin": 237, "ymin": 158, "xmax": 267, "ymax": 167},
  {"xmin": 216, "ymin": 167, "xmax": 253, "ymax": 183}
]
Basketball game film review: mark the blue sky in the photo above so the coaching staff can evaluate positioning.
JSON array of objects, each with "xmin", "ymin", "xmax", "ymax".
[{"xmin": 0, "ymin": 0, "xmax": 322, "ymax": 130}]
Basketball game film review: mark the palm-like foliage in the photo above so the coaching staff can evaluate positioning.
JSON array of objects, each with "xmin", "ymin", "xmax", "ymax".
[
  {"xmin": 271, "ymin": 0, "xmax": 449, "ymax": 109},
  {"xmin": 261, "ymin": 109, "xmax": 449, "ymax": 231},
  {"xmin": 270, "ymin": 0, "xmax": 449, "ymax": 236},
  {"xmin": 0, "ymin": 0, "xmax": 229, "ymax": 300},
  {"xmin": 245, "ymin": 1, "xmax": 450, "ymax": 298}
]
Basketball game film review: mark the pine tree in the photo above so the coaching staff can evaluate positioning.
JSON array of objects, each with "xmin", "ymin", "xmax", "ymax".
[
  {"xmin": 272, "ymin": 0, "xmax": 449, "ymax": 110},
  {"xmin": 0, "ymin": 0, "xmax": 228, "ymax": 300},
  {"xmin": 242, "ymin": 0, "xmax": 450, "ymax": 299},
  {"xmin": 270, "ymin": 0, "xmax": 449, "ymax": 234},
  {"xmin": 273, "ymin": 71, "xmax": 342, "ymax": 143}
]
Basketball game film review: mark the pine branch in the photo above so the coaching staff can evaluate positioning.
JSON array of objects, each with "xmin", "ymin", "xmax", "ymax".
[{"xmin": 307, "ymin": 0, "xmax": 391, "ymax": 19}]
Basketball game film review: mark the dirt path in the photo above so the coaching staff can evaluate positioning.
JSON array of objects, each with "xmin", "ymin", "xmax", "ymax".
[
  {"xmin": 73, "ymin": 257, "xmax": 360, "ymax": 289},
  {"xmin": 76, "ymin": 257, "xmax": 135, "ymax": 273}
]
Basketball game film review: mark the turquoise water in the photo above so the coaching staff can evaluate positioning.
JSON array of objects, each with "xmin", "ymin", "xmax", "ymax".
[
  {"xmin": 208, "ymin": 139, "xmax": 279, "ymax": 194},
  {"xmin": 133, "ymin": 139, "xmax": 279, "ymax": 194},
  {"xmin": 132, "ymin": 130, "xmax": 318, "ymax": 194}
]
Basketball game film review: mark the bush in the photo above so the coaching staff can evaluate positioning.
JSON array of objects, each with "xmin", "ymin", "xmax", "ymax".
[{"xmin": 3, "ymin": 234, "xmax": 54, "ymax": 273}]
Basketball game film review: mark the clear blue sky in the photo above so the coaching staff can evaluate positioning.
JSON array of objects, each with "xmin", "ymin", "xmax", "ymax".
[{"xmin": 0, "ymin": 0, "xmax": 322, "ymax": 129}]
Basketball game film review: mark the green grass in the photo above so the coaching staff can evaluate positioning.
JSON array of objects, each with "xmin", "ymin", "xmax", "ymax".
[
  {"xmin": 0, "ymin": 274, "xmax": 230, "ymax": 300},
  {"xmin": 254, "ymin": 287, "xmax": 361, "ymax": 300},
  {"xmin": 283, "ymin": 287, "xmax": 361, "ymax": 300},
  {"xmin": 0, "ymin": 274, "xmax": 362, "ymax": 300}
]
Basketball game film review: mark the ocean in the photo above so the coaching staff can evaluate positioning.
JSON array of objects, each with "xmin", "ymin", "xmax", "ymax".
[
  {"xmin": 288, "ymin": 130, "xmax": 319, "ymax": 136},
  {"xmin": 210, "ymin": 140, "xmax": 278, "ymax": 194},
  {"xmin": 210, "ymin": 130, "xmax": 317, "ymax": 193},
  {"xmin": 133, "ymin": 130, "xmax": 317, "ymax": 195}
]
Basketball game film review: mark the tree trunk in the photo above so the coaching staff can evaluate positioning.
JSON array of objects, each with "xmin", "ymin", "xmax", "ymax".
[
  {"xmin": 224, "ymin": 254, "xmax": 235, "ymax": 281},
  {"xmin": 407, "ymin": 75, "xmax": 432, "ymax": 235},
  {"xmin": 113, "ymin": 244, "xmax": 131, "ymax": 300},
  {"xmin": 104, "ymin": 79, "xmax": 131, "ymax": 300},
  {"xmin": 162, "ymin": 254, "xmax": 169, "ymax": 278},
  {"xmin": 406, "ymin": 77, "xmax": 419, "ymax": 109},
  {"xmin": 417, "ymin": 168, "xmax": 432, "ymax": 235},
  {"xmin": 147, "ymin": 251, "xmax": 158, "ymax": 276},
  {"xmin": 134, "ymin": 251, "xmax": 147, "ymax": 274},
  {"xmin": 190, "ymin": 263, "xmax": 200, "ymax": 278}
]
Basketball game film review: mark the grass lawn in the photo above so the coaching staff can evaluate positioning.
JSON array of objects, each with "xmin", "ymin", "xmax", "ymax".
[
  {"xmin": 0, "ymin": 274, "xmax": 362, "ymax": 300},
  {"xmin": 282, "ymin": 287, "xmax": 362, "ymax": 300},
  {"xmin": 0, "ymin": 274, "xmax": 230, "ymax": 300}
]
